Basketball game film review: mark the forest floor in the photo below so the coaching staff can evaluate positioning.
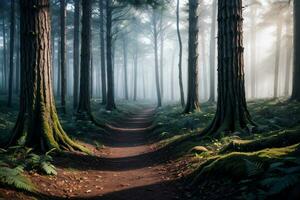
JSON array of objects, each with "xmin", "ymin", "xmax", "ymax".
[
  {"xmin": 0, "ymin": 101, "xmax": 184, "ymax": 200},
  {"xmin": 1, "ymin": 97, "xmax": 300, "ymax": 200}
]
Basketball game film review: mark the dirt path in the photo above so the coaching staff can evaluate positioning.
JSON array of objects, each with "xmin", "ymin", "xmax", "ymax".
[{"xmin": 17, "ymin": 107, "xmax": 182, "ymax": 200}]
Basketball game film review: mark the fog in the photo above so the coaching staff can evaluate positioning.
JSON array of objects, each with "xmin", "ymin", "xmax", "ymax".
[{"xmin": 0, "ymin": 0, "xmax": 294, "ymax": 104}]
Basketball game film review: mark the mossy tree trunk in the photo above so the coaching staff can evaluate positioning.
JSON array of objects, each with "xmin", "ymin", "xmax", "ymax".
[
  {"xmin": 105, "ymin": 0, "xmax": 116, "ymax": 110},
  {"xmin": 73, "ymin": 0, "xmax": 80, "ymax": 109},
  {"xmin": 292, "ymin": 0, "xmax": 300, "ymax": 101},
  {"xmin": 99, "ymin": 0, "xmax": 107, "ymax": 105},
  {"xmin": 9, "ymin": 0, "xmax": 87, "ymax": 153},
  {"xmin": 184, "ymin": 0, "xmax": 200, "ymax": 113},
  {"xmin": 202, "ymin": 0, "xmax": 254, "ymax": 136},
  {"xmin": 7, "ymin": 0, "xmax": 15, "ymax": 107},
  {"xmin": 176, "ymin": 0, "xmax": 185, "ymax": 107},
  {"xmin": 60, "ymin": 0, "xmax": 67, "ymax": 113},
  {"xmin": 78, "ymin": 0, "xmax": 92, "ymax": 114}
]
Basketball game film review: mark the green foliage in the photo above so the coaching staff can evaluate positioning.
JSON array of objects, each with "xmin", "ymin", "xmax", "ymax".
[
  {"xmin": 0, "ymin": 146, "xmax": 58, "ymax": 192},
  {"xmin": 0, "ymin": 166, "xmax": 36, "ymax": 192}
]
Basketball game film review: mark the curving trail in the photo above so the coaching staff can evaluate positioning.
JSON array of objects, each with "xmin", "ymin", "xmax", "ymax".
[{"xmin": 27, "ymin": 107, "xmax": 182, "ymax": 200}]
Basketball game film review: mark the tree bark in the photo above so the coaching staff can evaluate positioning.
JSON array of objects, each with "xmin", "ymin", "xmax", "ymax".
[
  {"xmin": 184, "ymin": 0, "xmax": 200, "ymax": 113},
  {"xmin": 105, "ymin": 0, "xmax": 116, "ymax": 110},
  {"xmin": 7, "ymin": 0, "xmax": 15, "ymax": 107},
  {"xmin": 202, "ymin": 0, "xmax": 254, "ymax": 136},
  {"xmin": 122, "ymin": 35, "xmax": 129, "ymax": 100},
  {"xmin": 9, "ymin": 0, "xmax": 87, "ymax": 153},
  {"xmin": 171, "ymin": 46, "xmax": 176, "ymax": 101},
  {"xmin": 99, "ymin": 0, "xmax": 107, "ymax": 105},
  {"xmin": 274, "ymin": 18, "xmax": 283, "ymax": 98},
  {"xmin": 78, "ymin": 0, "xmax": 92, "ymax": 113},
  {"xmin": 209, "ymin": 0, "xmax": 217, "ymax": 102},
  {"xmin": 73, "ymin": 0, "xmax": 80, "ymax": 109},
  {"xmin": 60, "ymin": 0, "xmax": 67, "ymax": 113},
  {"xmin": 176, "ymin": 0, "xmax": 185, "ymax": 107},
  {"xmin": 153, "ymin": 10, "xmax": 162, "ymax": 107},
  {"xmin": 292, "ymin": 0, "xmax": 300, "ymax": 101},
  {"xmin": 57, "ymin": 39, "xmax": 61, "ymax": 97}
]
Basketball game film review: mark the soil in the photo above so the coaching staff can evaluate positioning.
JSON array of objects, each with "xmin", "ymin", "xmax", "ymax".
[{"xmin": 0, "ymin": 108, "xmax": 184, "ymax": 200}]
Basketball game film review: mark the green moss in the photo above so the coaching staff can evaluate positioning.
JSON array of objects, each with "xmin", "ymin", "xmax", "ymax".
[{"xmin": 193, "ymin": 144, "xmax": 299, "ymax": 183}]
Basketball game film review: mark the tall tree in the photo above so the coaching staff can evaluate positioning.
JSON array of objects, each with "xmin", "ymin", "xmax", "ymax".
[
  {"xmin": 250, "ymin": 4, "xmax": 257, "ymax": 99},
  {"xmin": 152, "ymin": 10, "xmax": 162, "ymax": 107},
  {"xmin": 7, "ymin": 0, "xmax": 15, "ymax": 107},
  {"xmin": 159, "ymin": 10, "xmax": 164, "ymax": 100},
  {"xmin": 284, "ymin": 17, "xmax": 292, "ymax": 96},
  {"xmin": 184, "ymin": 0, "xmax": 200, "ymax": 113},
  {"xmin": 60, "ymin": 0, "xmax": 67, "ymax": 113},
  {"xmin": 73, "ymin": 0, "xmax": 80, "ymax": 109},
  {"xmin": 274, "ymin": 17, "xmax": 283, "ymax": 98},
  {"xmin": 208, "ymin": 0, "xmax": 217, "ymax": 102},
  {"xmin": 105, "ymin": 0, "xmax": 116, "ymax": 110},
  {"xmin": 78, "ymin": 0, "xmax": 92, "ymax": 113},
  {"xmin": 99, "ymin": 0, "xmax": 107, "ymax": 105},
  {"xmin": 203, "ymin": 0, "xmax": 254, "ymax": 136},
  {"xmin": 122, "ymin": 35, "xmax": 129, "ymax": 100},
  {"xmin": 133, "ymin": 43, "xmax": 138, "ymax": 101},
  {"xmin": 176, "ymin": 0, "xmax": 185, "ymax": 107},
  {"xmin": 292, "ymin": 0, "xmax": 300, "ymax": 101},
  {"xmin": 2, "ymin": 13, "xmax": 7, "ymax": 90},
  {"xmin": 9, "ymin": 0, "xmax": 87, "ymax": 152}
]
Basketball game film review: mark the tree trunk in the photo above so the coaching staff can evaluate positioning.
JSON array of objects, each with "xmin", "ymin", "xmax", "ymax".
[
  {"xmin": 292, "ymin": 0, "xmax": 300, "ymax": 101},
  {"xmin": 90, "ymin": 52, "xmax": 94, "ymax": 99},
  {"xmin": 284, "ymin": 19, "xmax": 292, "ymax": 96},
  {"xmin": 160, "ymin": 10, "xmax": 164, "ymax": 100},
  {"xmin": 57, "ymin": 39, "xmax": 61, "ymax": 97},
  {"xmin": 201, "ymin": 33, "xmax": 208, "ymax": 100},
  {"xmin": 73, "ymin": 0, "xmax": 80, "ymax": 109},
  {"xmin": 203, "ymin": 0, "xmax": 254, "ymax": 136},
  {"xmin": 153, "ymin": 10, "xmax": 162, "ymax": 107},
  {"xmin": 274, "ymin": 19, "xmax": 283, "ymax": 98},
  {"xmin": 106, "ymin": 0, "xmax": 116, "ymax": 110},
  {"xmin": 2, "ymin": 15, "xmax": 7, "ymax": 91},
  {"xmin": 184, "ymin": 0, "xmax": 200, "ymax": 113},
  {"xmin": 176, "ymin": 0, "xmax": 185, "ymax": 107},
  {"xmin": 60, "ymin": 0, "xmax": 67, "ymax": 113},
  {"xmin": 99, "ymin": 0, "xmax": 107, "ymax": 105},
  {"xmin": 9, "ymin": 0, "xmax": 87, "ymax": 153},
  {"xmin": 122, "ymin": 35, "xmax": 129, "ymax": 100},
  {"xmin": 133, "ymin": 47, "xmax": 138, "ymax": 101},
  {"xmin": 171, "ymin": 46, "xmax": 176, "ymax": 101},
  {"xmin": 15, "ymin": 34, "xmax": 20, "ymax": 94},
  {"xmin": 7, "ymin": 0, "xmax": 15, "ymax": 107},
  {"xmin": 78, "ymin": 0, "xmax": 92, "ymax": 113},
  {"xmin": 209, "ymin": 0, "xmax": 217, "ymax": 102},
  {"xmin": 250, "ymin": 6, "xmax": 257, "ymax": 99}
]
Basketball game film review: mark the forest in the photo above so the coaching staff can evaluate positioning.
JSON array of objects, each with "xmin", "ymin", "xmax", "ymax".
[{"xmin": 0, "ymin": 0, "xmax": 299, "ymax": 199}]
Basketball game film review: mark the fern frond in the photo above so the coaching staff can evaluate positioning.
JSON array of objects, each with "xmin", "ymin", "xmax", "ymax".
[{"xmin": 0, "ymin": 166, "xmax": 37, "ymax": 192}]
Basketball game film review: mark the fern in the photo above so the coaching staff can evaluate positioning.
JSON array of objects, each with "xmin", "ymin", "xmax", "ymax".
[
  {"xmin": 40, "ymin": 161, "xmax": 57, "ymax": 175},
  {"xmin": 0, "ymin": 166, "xmax": 36, "ymax": 192},
  {"xmin": 244, "ymin": 159, "xmax": 264, "ymax": 177}
]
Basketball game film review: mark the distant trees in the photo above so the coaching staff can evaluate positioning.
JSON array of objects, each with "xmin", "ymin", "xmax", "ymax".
[
  {"xmin": 9, "ymin": 0, "xmax": 87, "ymax": 152},
  {"xmin": 203, "ymin": 0, "xmax": 254, "ymax": 136},
  {"xmin": 292, "ymin": 0, "xmax": 300, "ymax": 101},
  {"xmin": 184, "ymin": 0, "xmax": 200, "ymax": 113}
]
